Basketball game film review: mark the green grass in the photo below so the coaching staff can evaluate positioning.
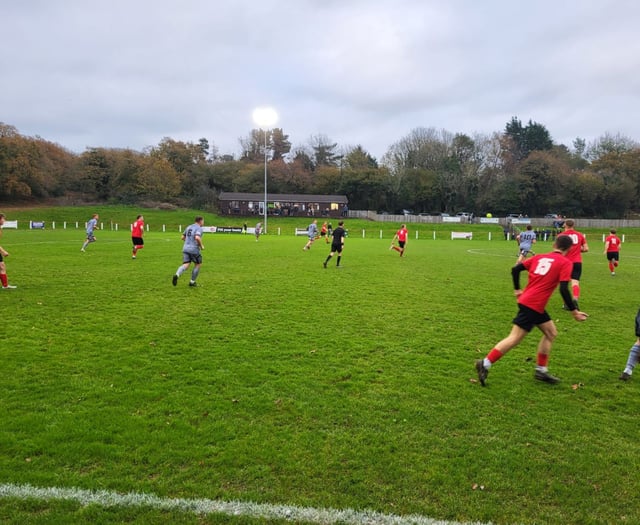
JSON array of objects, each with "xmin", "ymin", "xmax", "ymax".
[{"xmin": 1, "ymin": 208, "xmax": 640, "ymax": 524}]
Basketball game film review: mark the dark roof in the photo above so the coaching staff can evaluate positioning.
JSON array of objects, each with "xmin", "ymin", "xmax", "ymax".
[{"xmin": 219, "ymin": 192, "xmax": 348, "ymax": 204}]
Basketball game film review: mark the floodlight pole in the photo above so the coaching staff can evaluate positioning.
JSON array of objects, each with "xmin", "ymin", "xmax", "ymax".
[
  {"xmin": 252, "ymin": 107, "xmax": 278, "ymax": 235},
  {"xmin": 263, "ymin": 130, "xmax": 268, "ymax": 234}
]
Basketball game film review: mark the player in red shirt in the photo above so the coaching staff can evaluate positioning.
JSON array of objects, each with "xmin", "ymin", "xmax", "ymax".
[
  {"xmin": 131, "ymin": 215, "xmax": 145, "ymax": 259},
  {"xmin": 556, "ymin": 219, "xmax": 589, "ymax": 308},
  {"xmin": 320, "ymin": 222, "xmax": 329, "ymax": 244},
  {"xmin": 603, "ymin": 228, "xmax": 621, "ymax": 276},
  {"xmin": 390, "ymin": 224, "xmax": 408, "ymax": 257},
  {"xmin": 475, "ymin": 235, "xmax": 588, "ymax": 386},
  {"xmin": 0, "ymin": 213, "xmax": 17, "ymax": 289}
]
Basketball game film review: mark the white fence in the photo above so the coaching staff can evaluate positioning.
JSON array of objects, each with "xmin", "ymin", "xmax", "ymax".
[{"xmin": 346, "ymin": 210, "xmax": 640, "ymax": 228}]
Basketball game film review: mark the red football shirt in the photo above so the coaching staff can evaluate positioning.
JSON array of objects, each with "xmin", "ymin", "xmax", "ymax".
[
  {"xmin": 605, "ymin": 234, "xmax": 621, "ymax": 253},
  {"xmin": 132, "ymin": 219, "xmax": 144, "ymax": 237},
  {"xmin": 518, "ymin": 252, "xmax": 573, "ymax": 313},
  {"xmin": 396, "ymin": 227, "xmax": 408, "ymax": 242},
  {"xmin": 557, "ymin": 229, "xmax": 586, "ymax": 263}
]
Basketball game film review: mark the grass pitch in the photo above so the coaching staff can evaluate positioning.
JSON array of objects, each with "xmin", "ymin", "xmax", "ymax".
[{"xmin": 1, "ymin": 213, "xmax": 639, "ymax": 524}]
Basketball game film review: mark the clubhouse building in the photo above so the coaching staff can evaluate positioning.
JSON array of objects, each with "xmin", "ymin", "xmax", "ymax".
[{"xmin": 218, "ymin": 192, "xmax": 349, "ymax": 218}]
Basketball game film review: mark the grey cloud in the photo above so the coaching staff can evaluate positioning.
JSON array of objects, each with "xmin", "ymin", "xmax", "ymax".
[{"xmin": 2, "ymin": 0, "xmax": 640, "ymax": 160}]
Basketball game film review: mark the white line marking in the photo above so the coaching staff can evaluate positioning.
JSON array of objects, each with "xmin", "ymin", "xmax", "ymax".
[
  {"xmin": 466, "ymin": 249, "xmax": 513, "ymax": 259},
  {"xmin": 0, "ymin": 483, "xmax": 493, "ymax": 525}
]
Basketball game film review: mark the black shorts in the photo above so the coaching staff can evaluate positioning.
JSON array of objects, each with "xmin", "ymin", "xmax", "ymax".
[
  {"xmin": 398, "ymin": 241, "xmax": 406, "ymax": 248},
  {"xmin": 512, "ymin": 304, "xmax": 551, "ymax": 332},
  {"xmin": 132, "ymin": 236, "xmax": 144, "ymax": 246},
  {"xmin": 571, "ymin": 262, "xmax": 582, "ymax": 281},
  {"xmin": 331, "ymin": 242, "xmax": 343, "ymax": 253},
  {"xmin": 0, "ymin": 253, "xmax": 3, "ymax": 263},
  {"xmin": 606, "ymin": 252, "xmax": 619, "ymax": 261},
  {"xmin": 182, "ymin": 252, "xmax": 202, "ymax": 265}
]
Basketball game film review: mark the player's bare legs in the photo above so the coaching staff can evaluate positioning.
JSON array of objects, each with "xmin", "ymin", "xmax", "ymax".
[
  {"xmin": 535, "ymin": 320, "xmax": 557, "ymax": 357},
  {"xmin": 530, "ymin": 320, "xmax": 561, "ymax": 383}
]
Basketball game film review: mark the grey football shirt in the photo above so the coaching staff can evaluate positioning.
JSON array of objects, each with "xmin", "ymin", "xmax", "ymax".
[
  {"xmin": 519, "ymin": 230, "xmax": 536, "ymax": 250},
  {"xmin": 182, "ymin": 223, "xmax": 203, "ymax": 254}
]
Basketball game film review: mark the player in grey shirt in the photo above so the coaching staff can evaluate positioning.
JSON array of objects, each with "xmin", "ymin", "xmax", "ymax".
[
  {"xmin": 516, "ymin": 224, "xmax": 537, "ymax": 263},
  {"xmin": 173, "ymin": 216, "xmax": 205, "ymax": 287},
  {"xmin": 81, "ymin": 213, "xmax": 99, "ymax": 252},
  {"xmin": 303, "ymin": 219, "xmax": 318, "ymax": 250}
]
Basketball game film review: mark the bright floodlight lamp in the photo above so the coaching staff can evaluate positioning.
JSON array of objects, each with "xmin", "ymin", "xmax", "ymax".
[{"xmin": 252, "ymin": 107, "xmax": 278, "ymax": 235}]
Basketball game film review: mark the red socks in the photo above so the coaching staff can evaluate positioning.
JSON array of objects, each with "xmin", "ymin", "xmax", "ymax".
[
  {"xmin": 487, "ymin": 348, "xmax": 503, "ymax": 364},
  {"xmin": 486, "ymin": 347, "xmax": 549, "ymax": 369},
  {"xmin": 0, "ymin": 274, "xmax": 7, "ymax": 287},
  {"xmin": 537, "ymin": 353, "xmax": 549, "ymax": 367}
]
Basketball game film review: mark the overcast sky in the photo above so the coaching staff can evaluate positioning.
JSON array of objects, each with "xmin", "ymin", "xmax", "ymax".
[{"xmin": 2, "ymin": 0, "xmax": 639, "ymax": 161}]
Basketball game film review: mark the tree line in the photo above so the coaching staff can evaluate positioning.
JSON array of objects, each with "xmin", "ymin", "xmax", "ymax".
[{"xmin": 1, "ymin": 118, "xmax": 639, "ymax": 218}]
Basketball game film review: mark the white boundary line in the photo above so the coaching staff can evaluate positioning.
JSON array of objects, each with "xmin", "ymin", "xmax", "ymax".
[
  {"xmin": 468, "ymin": 248, "xmax": 640, "ymax": 263},
  {"xmin": 0, "ymin": 483, "xmax": 493, "ymax": 525},
  {"xmin": 466, "ymin": 249, "xmax": 514, "ymax": 259}
]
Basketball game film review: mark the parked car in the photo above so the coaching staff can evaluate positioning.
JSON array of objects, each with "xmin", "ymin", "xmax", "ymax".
[{"xmin": 401, "ymin": 209, "xmax": 414, "ymax": 216}]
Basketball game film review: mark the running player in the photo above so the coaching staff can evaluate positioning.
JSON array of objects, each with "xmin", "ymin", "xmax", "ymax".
[
  {"xmin": 557, "ymin": 219, "xmax": 589, "ymax": 309},
  {"xmin": 604, "ymin": 228, "xmax": 621, "ymax": 276},
  {"xmin": 323, "ymin": 221, "xmax": 345, "ymax": 268},
  {"xmin": 303, "ymin": 219, "xmax": 318, "ymax": 250},
  {"xmin": 320, "ymin": 222, "xmax": 329, "ymax": 244},
  {"xmin": 475, "ymin": 235, "xmax": 588, "ymax": 386},
  {"xmin": 390, "ymin": 224, "xmax": 408, "ymax": 257},
  {"xmin": 172, "ymin": 216, "xmax": 205, "ymax": 287},
  {"xmin": 80, "ymin": 213, "xmax": 99, "ymax": 252},
  {"xmin": 516, "ymin": 224, "xmax": 537, "ymax": 263},
  {"xmin": 619, "ymin": 307, "xmax": 640, "ymax": 381},
  {"xmin": 131, "ymin": 214, "xmax": 145, "ymax": 259},
  {"xmin": 0, "ymin": 213, "xmax": 17, "ymax": 289}
]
